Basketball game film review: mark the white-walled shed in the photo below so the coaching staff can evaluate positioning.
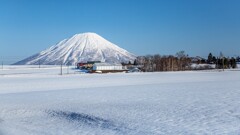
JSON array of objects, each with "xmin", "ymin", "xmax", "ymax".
[{"xmin": 93, "ymin": 63, "xmax": 126, "ymax": 71}]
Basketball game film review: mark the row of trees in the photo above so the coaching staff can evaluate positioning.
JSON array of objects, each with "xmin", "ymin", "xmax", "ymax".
[
  {"xmin": 207, "ymin": 53, "xmax": 237, "ymax": 69},
  {"xmin": 129, "ymin": 51, "xmax": 239, "ymax": 72},
  {"xmin": 136, "ymin": 51, "xmax": 191, "ymax": 72}
]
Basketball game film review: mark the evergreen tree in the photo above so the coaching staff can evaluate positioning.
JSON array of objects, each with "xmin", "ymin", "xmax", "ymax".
[
  {"xmin": 133, "ymin": 59, "xmax": 137, "ymax": 65},
  {"xmin": 230, "ymin": 57, "xmax": 237, "ymax": 68},
  {"xmin": 207, "ymin": 53, "xmax": 213, "ymax": 64},
  {"xmin": 128, "ymin": 61, "xmax": 132, "ymax": 65},
  {"xmin": 212, "ymin": 56, "xmax": 217, "ymax": 64}
]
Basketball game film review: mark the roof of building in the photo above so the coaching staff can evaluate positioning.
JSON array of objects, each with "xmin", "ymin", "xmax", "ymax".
[{"xmin": 93, "ymin": 62, "xmax": 122, "ymax": 66}]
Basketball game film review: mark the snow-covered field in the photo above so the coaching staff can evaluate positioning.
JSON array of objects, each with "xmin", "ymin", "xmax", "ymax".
[{"xmin": 1, "ymin": 66, "xmax": 240, "ymax": 135}]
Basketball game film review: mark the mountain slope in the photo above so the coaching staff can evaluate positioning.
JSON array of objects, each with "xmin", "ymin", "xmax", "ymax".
[{"xmin": 15, "ymin": 33, "xmax": 136, "ymax": 65}]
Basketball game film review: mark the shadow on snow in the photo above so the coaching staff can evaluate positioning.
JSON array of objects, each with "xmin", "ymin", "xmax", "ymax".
[{"xmin": 47, "ymin": 110, "xmax": 130, "ymax": 133}]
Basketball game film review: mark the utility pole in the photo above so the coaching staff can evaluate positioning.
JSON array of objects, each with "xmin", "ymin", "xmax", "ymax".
[
  {"xmin": 1, "ymin": 61, "xmax": 3, "ymax": 70},
  {"xmin": 220, "ymin": 52, "xmax": 224, "ymax": 71},
  {"xmin": 38, "ymin": 60, "xmax": 40, "ymax": 69},
  {"xmin": 222, "ymin": 57, "xmax": 224, "ymax": 71},
  {"xmin": 60, "ymin": 63, "xmax": 63, "ymax": 75}
]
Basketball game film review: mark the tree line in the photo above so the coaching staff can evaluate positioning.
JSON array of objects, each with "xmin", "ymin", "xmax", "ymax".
[
  {"xmin": 207, "ymin": 52, "xmax": 237, "ymax": 69},
  {"xmin": 131, "ymin": 51, "xmax": 239, "ymax": 72},
  {"xmin": 135, "ymin": 51, "xmax": 191, "ymax": 72}
]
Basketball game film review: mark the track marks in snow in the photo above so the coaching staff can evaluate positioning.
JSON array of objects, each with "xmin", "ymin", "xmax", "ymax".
[{"xmin": 47, "ymin": 110, "xmax": 131, "ymax": 134}]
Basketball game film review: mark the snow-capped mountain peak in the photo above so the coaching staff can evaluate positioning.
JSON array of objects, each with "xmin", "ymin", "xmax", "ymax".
[{"xmin": 15, "ymin": 33, "xmax": 136, "ymax": 65}]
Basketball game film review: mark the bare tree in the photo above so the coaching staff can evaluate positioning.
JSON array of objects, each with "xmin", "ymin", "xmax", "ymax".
[{"xmin": 138, "ymin": 51, "xmax": 191, "ymax": 72}]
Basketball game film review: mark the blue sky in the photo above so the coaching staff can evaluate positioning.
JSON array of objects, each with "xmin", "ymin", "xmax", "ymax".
[{"xmin": 0, "ymin": 0, "xmax": 240, "ymax": 63}]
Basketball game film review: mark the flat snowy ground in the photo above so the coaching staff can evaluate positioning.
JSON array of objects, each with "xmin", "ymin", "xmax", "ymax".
[{"xmin": 0, "ymin": 66, "xmax": 240, "ymax": 135}]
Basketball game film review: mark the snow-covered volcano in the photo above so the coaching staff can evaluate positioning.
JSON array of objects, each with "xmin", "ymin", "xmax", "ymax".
[{"xmin": 15, "ymin": 33, "xmax": 136, "ymax": 65}]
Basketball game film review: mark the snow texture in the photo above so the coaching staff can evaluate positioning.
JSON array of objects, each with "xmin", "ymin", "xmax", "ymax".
[
  {"xmin": 1, "ymin": 66, "xmax": 240, "ymax": 135},
  {"xmin": 14, "ymin": 33, "xmax": 136, "ymax": 65}
]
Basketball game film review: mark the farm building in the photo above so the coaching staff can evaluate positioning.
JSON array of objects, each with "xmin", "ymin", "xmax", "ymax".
[
  {"xmin": 92, "ymin": 63, "xmax": 127, "ymax": 73},
  {"xmin": 77, "ymin": 61, "xmax": 101, "ymax": 69}
]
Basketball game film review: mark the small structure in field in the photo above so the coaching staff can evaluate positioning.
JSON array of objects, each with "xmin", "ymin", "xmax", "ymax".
[
  {"xmin": 77, "ymin": 62, "xmax": 87, "ymax": 68},
  {"xmin": 77, "ymin": 61, "xmax": 101, "ymax": 69},
  {"xmin": 127, "ymin": 67, "xmax": 142, "ymax": 73},
  {"xmin": 92, "ymin": 63, "xmax": 127, "ymax": 73}
]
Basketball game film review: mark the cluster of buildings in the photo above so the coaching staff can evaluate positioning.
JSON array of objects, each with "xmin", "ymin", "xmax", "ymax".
[{"xmin": 76, "ymin": 61, "xmax": 140, "ymax": 73}]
